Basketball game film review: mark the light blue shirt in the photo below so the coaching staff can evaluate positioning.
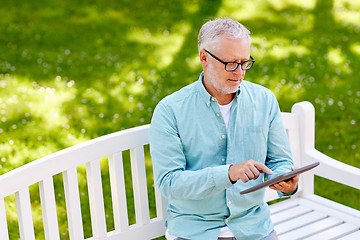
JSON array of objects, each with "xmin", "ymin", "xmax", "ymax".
[{"xmin": 150, "ymin": 73, "xmax": 294, "ymax": 240}]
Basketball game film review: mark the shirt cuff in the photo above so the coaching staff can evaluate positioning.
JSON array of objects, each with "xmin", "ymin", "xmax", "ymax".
[
  {"xmin": 277, "ymin": 185, "xmax": 298, "ymax": 197},
  {"xmin": 211, "ymin": 164, "xmax": 234, "ymax": 190}
]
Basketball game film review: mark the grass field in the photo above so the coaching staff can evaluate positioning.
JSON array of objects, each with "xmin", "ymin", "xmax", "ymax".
[{"xmin": 1, "ymin": 0, "xmax": 359, "ymax": 239}]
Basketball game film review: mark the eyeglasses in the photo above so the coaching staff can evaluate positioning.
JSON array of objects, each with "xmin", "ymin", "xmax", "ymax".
[{"xmin": 204, "ymin": 49, "xmax": 255, "ymax": 71}]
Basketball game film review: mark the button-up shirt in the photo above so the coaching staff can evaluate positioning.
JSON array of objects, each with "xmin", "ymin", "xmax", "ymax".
[{"xmin": 149, "ymin": 72, "xmax": 294, "ymax": 240}]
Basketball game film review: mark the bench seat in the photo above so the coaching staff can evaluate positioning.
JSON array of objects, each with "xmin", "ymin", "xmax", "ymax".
[{"xmin": 270, "ymin": 195, "xmax": 360, "ymax": 239}]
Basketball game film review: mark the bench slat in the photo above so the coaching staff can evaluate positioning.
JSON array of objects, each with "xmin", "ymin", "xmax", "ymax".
[
  {"xmin": 303, "ymin": 222, "xmax": 359, "ymax": 240},
  {"xmin": 337, "ymin": 229, "xmax": 360, "ymax": 240},
  {"xmin": 0, "ymin": 125, "xmax": 150, "ymax": 199},
  {"xmin": 130, "ymin": 146, "xmax": 150, "ymax": 225},
  {"xmin": 274, "ymin": 211, "xmax": 327, "ymax": 235},
  {"xmin": 271, "ymin": 205, "xmax": 312, "ymax": 225},
  {"xmin": 15, "ymin": 188, "xmax": 35, "ymax": 240},
  {"xmin": 39, "ymin": 177, "xmax": 60, "ymax": 240},
  {"xmin": 86, "ymin": 160, "xmax": 107, "ymax": 238},
  {"xmin": 282, "ymin": 113, "xmax": 301, "ymax": 166},
  {"xmin": 300, "ymin": 195, "xmax": 360, "ymax": 225},
  {"xmin": 108, "ymin": 152, "xmax": 129, "ymax": 231},
  {"xmin": 278, "ymin": 217, "xmax": 343, "ymax": 240},
  {"xmin": 0, "ymin": 198, "xmax": 9, "ymax": 240},
  {"xmin": 154, "ymin": 183, "xmax": 167, "ymax": 221},
  {"xmin": 105, "ymin": 218, "xmax": 166, "ymax": 240},
  {"xmin": 63, "ymin": 168, "xmax": 84, "ymax": 239},
  {"xmin": 269, "ymin": 199, "xmax": 299, "ymax": 215}
]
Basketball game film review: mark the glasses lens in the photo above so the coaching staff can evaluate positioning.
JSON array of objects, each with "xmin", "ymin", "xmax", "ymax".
[
  {"xmin": 242, "ymin": 61, "xmax": 253, "ymax": 70},
  {"xmin": 225, "ymin": 62, "xmax": 238, "ymax": 71}
]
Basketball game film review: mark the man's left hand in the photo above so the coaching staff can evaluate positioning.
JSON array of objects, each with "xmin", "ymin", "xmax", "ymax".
[{"xmin": 269, "ymin": 166, "xmax": 299, "ymax": 194}]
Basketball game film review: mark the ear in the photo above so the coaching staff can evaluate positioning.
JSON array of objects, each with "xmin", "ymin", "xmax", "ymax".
[{"xmin": 199, "ymin": 49, "xmax": 208, "ymax": 68}]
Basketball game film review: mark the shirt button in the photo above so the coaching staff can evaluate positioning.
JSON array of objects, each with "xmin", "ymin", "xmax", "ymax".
[
  {"xmin": 211, "ymin": 97, "xmax": 215, "ymax": 101},
  {"xmin": 216, "ymin": 113, "xmax": 220, "ymax": 117},
  {"xmin": 222, "ymin": 135, "xmax": 226, "ymax": 139},
  {"xmin": 228, "ymin": 200, "xmax": 232, "ymax": 205},
  {"xmin": 221, "ymin": 158, "xmax": 225, "ymax": 162},
  {"xmin": 225, "ymin": 219, "xmax": 229, "ymax": 223}
]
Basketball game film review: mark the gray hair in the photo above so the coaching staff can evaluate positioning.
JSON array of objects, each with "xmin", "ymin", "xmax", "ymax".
[{"xmin": 198, "ymin": 17, "xmax": 251, "ymax": 52}]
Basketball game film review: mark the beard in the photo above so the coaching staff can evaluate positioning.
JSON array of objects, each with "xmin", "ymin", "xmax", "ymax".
[{"xmin": 205, "ymin": 64, "xmax": 241, "ymax": 95}]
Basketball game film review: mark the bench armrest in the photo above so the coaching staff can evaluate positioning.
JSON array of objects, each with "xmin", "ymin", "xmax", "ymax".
[{"xmin": 305, "ymin": 149, "xmax": 360, "ymax": 190}]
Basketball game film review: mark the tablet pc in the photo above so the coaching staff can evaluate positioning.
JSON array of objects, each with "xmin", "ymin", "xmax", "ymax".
[{"xmin": 240, "ymin": 162, "xmax": 320, "ymax": 195}]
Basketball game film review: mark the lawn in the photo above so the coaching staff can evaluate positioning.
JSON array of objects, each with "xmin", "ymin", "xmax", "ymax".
[{"xmin": 1, "ymin": 0, "xmax": 359, "ymax": 239}]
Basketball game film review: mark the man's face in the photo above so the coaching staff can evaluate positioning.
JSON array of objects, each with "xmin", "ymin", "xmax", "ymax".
[{"xmin": 200, "ymin": 37, "xmax": 251, "ymax": 99}]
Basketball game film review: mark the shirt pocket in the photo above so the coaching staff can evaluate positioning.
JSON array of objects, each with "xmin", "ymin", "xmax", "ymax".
[{"xmin": 243, "ymin": 126, "xmax": 268, "ymax": 163}]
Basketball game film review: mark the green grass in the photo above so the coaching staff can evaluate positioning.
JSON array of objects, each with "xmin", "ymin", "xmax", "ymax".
[{"xmin": 1, "ymin": 0, "xmax": 359, "ymax": 239}]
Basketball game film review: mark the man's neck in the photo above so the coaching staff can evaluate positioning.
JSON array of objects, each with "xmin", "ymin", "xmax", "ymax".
[
  {"xmin": 202, "ymin": 79, "xmax": 235, "ymax": 105},
  {"xmin": 216, "ymin": 94, "xmax": 235, "ymax": 105}
]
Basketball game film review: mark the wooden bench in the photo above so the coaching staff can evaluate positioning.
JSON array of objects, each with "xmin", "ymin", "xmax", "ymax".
[{"xmin": 0, "ymin": 101, "xmax": 359, "ymax": 240}]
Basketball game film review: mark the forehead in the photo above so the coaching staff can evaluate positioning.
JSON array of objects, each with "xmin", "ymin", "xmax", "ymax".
[{"xmin": 213, "ymin": 37, "xmax": 250, "ymax": 60}]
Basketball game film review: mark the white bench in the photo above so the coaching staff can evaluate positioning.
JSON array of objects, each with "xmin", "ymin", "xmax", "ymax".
[{"xmin": 0, "ymin": 101, "xmax": 359, "ymax": 240}]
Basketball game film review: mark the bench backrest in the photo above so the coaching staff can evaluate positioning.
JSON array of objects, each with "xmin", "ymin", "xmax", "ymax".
[{"xmin": 0, "ymin": 102, "xmax": 314, "ymax": 240}]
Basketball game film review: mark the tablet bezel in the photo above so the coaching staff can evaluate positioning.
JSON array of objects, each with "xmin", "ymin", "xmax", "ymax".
[{"xmin": 240, "ymin": 162, "xmax": 320, "ymax": 195}]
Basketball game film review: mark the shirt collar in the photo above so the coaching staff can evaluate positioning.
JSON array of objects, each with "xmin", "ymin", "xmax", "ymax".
[{"xmin": 196, "ymin": 72, "xmax": 241, "ymax": 107}]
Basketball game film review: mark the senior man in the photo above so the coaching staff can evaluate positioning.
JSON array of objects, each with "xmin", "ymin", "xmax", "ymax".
[{"xmin": 150, "ymin": 18, "xmax": 299, "ymax": 240}]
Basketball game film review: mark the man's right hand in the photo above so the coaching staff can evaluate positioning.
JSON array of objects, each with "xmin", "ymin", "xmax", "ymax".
[{"xmin": 228, "ymin": 160, "xmax": 273, "ymax": 183}]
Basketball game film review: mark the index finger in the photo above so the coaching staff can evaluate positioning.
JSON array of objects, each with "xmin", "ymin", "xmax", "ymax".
[{"xmin": 253, "ymin": 161, "xmax": 273, "ymax": 175}]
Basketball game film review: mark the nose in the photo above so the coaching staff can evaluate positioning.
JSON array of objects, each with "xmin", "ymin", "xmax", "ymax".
[{"xmin": 233, "ymin": 65, "xmax": 246, "ymax": 76}]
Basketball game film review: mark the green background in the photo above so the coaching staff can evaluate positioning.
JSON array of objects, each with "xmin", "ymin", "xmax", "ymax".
[{"xmin": 1, "ymin": 0, "xmax": 359, "ymax": 239}]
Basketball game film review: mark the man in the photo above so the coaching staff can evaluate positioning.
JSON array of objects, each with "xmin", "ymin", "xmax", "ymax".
[{"xmin": 150, "ymin": 18, "xmax": 299, "ymax": 240}]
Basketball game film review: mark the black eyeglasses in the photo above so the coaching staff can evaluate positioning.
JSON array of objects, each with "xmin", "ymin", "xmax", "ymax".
[{"xmin": 204, "ymin": 49, "xmax": 255, "ymax": 71}]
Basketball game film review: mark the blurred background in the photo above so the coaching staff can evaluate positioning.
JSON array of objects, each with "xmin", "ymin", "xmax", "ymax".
[{"xmin": 1, "ymin": 0, "xmax": 359, "ymax": 239}]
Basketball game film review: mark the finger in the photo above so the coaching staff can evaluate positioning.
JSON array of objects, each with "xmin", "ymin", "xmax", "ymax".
[
  {"xmin": 247, "ymin": 165, "xmax": 261, "ymax": 180},
  {"xmin": 274, "ymin": 182, "xmax": 288, "ymax": 191},
  {"xmin": 245, "ymin": 170, "xmax": 255, "ymax": 180},
  {"xmin": 277, "ymin": 181, "xmax": 290, "ymax": 188},
  {"xmin": 240, "ymin": 174, "xmax": 250, "ymax": 183},
  {"xmin": 253, "ymin": 162, "xmax": 273, "ymax": 175},
  {"xmin": 274, "ymin": 183, "xmax": 281, "ymax": 189}
]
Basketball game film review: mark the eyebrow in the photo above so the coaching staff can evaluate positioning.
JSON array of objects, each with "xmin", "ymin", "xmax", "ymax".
[{"xmin": 228, "ymin": 55, "xmax": 251, "ymax": 63}]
